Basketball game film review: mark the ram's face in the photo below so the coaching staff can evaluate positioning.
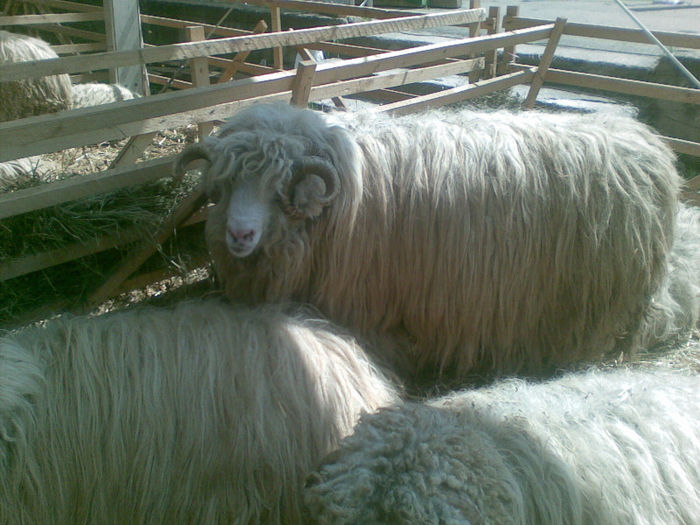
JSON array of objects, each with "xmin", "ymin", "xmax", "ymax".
[{"xmin": 174, "ymin": 135, "xmax": 340, "ymax": 259}]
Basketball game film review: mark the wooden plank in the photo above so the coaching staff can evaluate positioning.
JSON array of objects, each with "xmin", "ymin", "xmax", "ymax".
[
  {"xmin": 186, "ymin": 25, "xmax": 214, "ymax": 139},
  {"xmin": 270, "ymin": 5, "xmax": 284, "ymax": 70},
  {"xmin": 685, "ymin": 174, "xmax": 700, "ymax": 191},
  {"xmin": 501, "ymin": 5, "xmax": 519, "ymax": 75},
  {"xmin": 484, "ymin": 5, "xmax": 501, "ymax": 79},
  {"xmin": 663, "ymin": 136, "xmax": 700, "ymax": 158},
  {"xmin": 523, "ymin": 17, "xmax": 566, "ymax": 109},
  {"xmin": 377, "ymin": 68, "xmax": 536, "ymax": 115},
  {"xmin": 209, "ymin": 56, "xmax": 276, "ymax": 76},
  {"xmin": 217, "ymin": 20, "xmax": 268, "ymax": 83},
  {"xmin": 53, "ymin": 42, "xmax": 107, "ymax": 54},
  {"xmin": 507, "ymin": 16, "xmax": 700, "ymax": 50},
  {"xmin": 140, "ymin": 14, "xmax": 253, "ymax": 37},
  {"xmin": 27, "ymin": 23, "xmax": 106, "ymax": 42},
  {"xmin": 291, "ymin": 60, "xmax": 317, "ymax": 107},
  {"xmin": 305, "ymin": 41, "xmax": 387, "ymax": 58},
  {"xmin": 0, "ymin": 27, "xmax": 552, "ymax": 161},
  {"xmin": 110, "ymin": 132, "xmax": 158, "ymax": 168},
  {"xmin": 149, "ymin": 73, "xmax": 192, "ymax": 89},
  {"xmin": 0, "ymin": 11, "xmax": 103, "ymax": 25},
  {"xmin": 468, "ymin": 0, "xmax": 482, "ymax": 83},
  {"xmin": 310, "ymin": 26, "xmax": 552, "ymax": 85},
  {"xmin": 104, "ymin": 0, "xmax": 147, "ymax": 96},
  {"xmin": 0, "ymin": 229, "xmax": 144, "ymax": 281},
  {"xmin": 224, "ymin": 0, "xmax": 419, "ymax": 20},
  {"xmin": 297, "ymin": 46, "xmax": 346, "ymax": 108},
  {"xmin": 0, "ymin": 156, "xmax": 174, "ymax": 219},
  {"xmin": 541, "ymin": 68, "xmax": 700, "ymax": 105},
  {"xmin": 0, "ymin": 9, "xmax": 487, "ymax": 81},
  {"xmin": 149, "ymin": 73, "xmax": 193, "ymax": 89},
  {"xmin": 22, "ymin": 0, "xmax": 100, "ymax": 12},
  {"xmin": 87, "ymin": 189, "xmax": 208, "ymax": 306},
  {"xmin": 310, "ymin": 57, "xmax": 485, "ymax": 101}
]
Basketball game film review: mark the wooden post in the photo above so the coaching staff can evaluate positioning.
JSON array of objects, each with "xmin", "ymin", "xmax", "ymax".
[
  {"xmin": 297, "ymin": 46, "xmax": 346, "ymax": 109},
  {"xmin": 523, "ymin": 17, "xmax": 566, "ymax": 109},
  {"xmin": 485, "ymin": 6, "xmax": 501, "ymax": 79},
  {"xmin": 185, "ymin": 25, "xmax": 214, "ymax": 140},
  {"xmin": 270, "ymin": 5, "xmax": 284, "ymax": 70},
  {"xmin": 103, "ymin": 0, "xmax": 147, "ymax": 95},
  {"xmin": 290, "ymin": 60, "xmax": 317, "ymax": 107},
  {"xmin": 468, "ymin": 0, "xmax": 482, "ymax": 83},
  {"xmin": 501, "ymin": 5, "xmax": 520, "ymax": 75}
]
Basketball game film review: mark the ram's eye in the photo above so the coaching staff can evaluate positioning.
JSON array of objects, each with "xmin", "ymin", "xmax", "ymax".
[{"xmin": 207, "ymin": 186, "xmax": 223, "ymax": 204}]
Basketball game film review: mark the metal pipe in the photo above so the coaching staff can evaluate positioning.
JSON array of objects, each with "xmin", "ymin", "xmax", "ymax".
[{"xmin": 613, "ymin": 0, "xmax": 700, "ymax": 88}]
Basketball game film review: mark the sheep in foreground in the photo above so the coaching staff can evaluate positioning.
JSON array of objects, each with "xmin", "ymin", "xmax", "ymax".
[
  {"xmin": 0, "ymin": 299, "xmax": 398, "ymax": 524},
  {"xmin": 175, "ymin": 103, "xmax": 681, "ymax": 384},
  {"xmin": 305, "ymin": 365, "xmax": 700, "ymax": 525},
  {"xmin": 71, "ymin": 82, "xmax": 138, "ymax": 108},
  {"xmin": 0, "ymin": 30, "xmax": 72, "ymax": 121}
]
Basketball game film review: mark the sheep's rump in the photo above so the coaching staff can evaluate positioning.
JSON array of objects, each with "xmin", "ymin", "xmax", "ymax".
[
  {"xmin": 206, "ymin": 104, "xmax": 682, "ymax": 382},
  {"xmin": 305, "ymin": 365, "xmax": 700, "ymax": 525},
  {"xmin": 71, "ymin": 82, "xmax": 138, "ymax": 108},
  {"xmin": 0, "ymin": 30, "xmax": 72, "ymax": 121},
  {"xmin": 0, "ymin": 299, "xmax": 397, "ymax": 524}
]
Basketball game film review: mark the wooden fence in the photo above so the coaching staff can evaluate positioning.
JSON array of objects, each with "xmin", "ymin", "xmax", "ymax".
[{"xmin": 0, "ymin": 0, "xmax": 698, "ymax": 325}]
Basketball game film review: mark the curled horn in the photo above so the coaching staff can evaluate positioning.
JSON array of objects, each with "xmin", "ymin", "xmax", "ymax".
[
  {"xmin": 173, "ymin": 143, "xmax": 213, "ymax": 179},
  {"xmin": 281, "ymin": 156, "xmax": 340, "ymax": 220}
]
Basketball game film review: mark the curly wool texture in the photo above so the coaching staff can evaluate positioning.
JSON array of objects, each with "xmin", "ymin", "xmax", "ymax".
[
  {"xmin": 305, "ymin": 366, "xmax": 700, "ymax": 525},
  {"xmin": 0, "ymin": 299, "xmax": 398, "ymax": 524},
  {"xmin": 201, "ymin": 104, "xmax": 681, "ymax": 383},
  {"xmin": 0, "ymin": 30, "xmax": 72, "ymax": 121}
]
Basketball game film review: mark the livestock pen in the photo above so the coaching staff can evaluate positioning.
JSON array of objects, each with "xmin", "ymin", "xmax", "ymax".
[{"xmin": 0, "ymin": 0, "xmax": 698, "ymax": 328}]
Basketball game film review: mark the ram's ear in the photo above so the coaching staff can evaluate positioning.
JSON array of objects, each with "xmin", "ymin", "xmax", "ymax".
[
  {"xmin": 173, "ymin": 143, "xmax": 213, "ymax": 179},
  {"xmin": 282, "ymin": 157, "xmax": 340, "ymax": 219}
]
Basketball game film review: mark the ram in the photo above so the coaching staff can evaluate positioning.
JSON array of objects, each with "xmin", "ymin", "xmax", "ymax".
[
  {"xmin": 175, "ymin": 104, "xmax": 682, "ymax": 385},
  {"xmin": 0, "ymin": 299, "xmax": 397, "ymax": 524},
  {"xmin": 305, "ymin": 365, "xmax": 700, "ymax": 525}
]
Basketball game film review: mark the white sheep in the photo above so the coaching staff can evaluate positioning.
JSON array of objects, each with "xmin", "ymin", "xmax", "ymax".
[
  {"xmin": 640, "ymin": 202, "xmax": 700, "ymax": 348},
  {"xmin": 71, "ymin": 82, "xmax": 139, "ymax": 108},
  {"xmin": 305, "ymin": 364, "xmax": 700, "ymax": 525},
  {"xmin": 175, "ymin": 103, "xmax": 683, "ymax": 386},
  {"xmin": 0, "ymin": 155, "xmax": 56, "ymax": 192},
  {"xmin": 0, "ymin": 299, "xmax": 398, "ymax": 524},
  {"xmin": 0, "ymin": 30, "xmax": 72, "ymax": 121}
]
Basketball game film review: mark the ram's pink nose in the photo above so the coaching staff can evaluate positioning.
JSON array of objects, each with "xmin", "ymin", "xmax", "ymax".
[{"xmin": 229, "ymin": 227, "xmax": 256, "ymax": 243}]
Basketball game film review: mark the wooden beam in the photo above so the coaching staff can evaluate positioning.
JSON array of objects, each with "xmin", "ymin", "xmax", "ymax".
[
  {"xmin": 140, "ymin": 14, "xmax": 253, "ymax": 37},
  {"xmin": 0, "ymin": 11, "xmax": 103, "ymax": 25},
  {"xmin": 110, "ymin": 132, "xmax": 158, "ymax": 168},
  {"xmin": 507, "ymin": 16, "xmax": 700, "ymax": 50},
  {"xmin": 21, "ymin": 0, "xmax": 101, "ymax": 12},
  {"xmin": 0, "ymin": 27, "xmax": 552, "ymax": 161},
  {"xmin": 297, "ymin": 46, "xmax": 346, "ymax": 108},
  {"xmin": 186, "ymin": 25, "xmax": 214, "ymax": 139},
  {"xmin": 309, "ymin": 57, "xmax": 485, "ymax": 102},
  {"xmin": 0, "ymin": 229, "xmax": 144, "ymax": 281},
  {"xmin": 484, "ymin": 6, "xmax": 501, "ymax": 79},
  {"xmin": 291, "ymin": 60, "xmax": 317, "ymax": 107},
  {"xmin": 0, "ymin": 156, "xmax": 174, "ymax": 219},
  {"xmin": 540, "ymin": 68, "xmax": 700, "ymax": 105},
  {"xmin": 523, "ymin": 17, "xmax": 566, "ymax": 109},
  {"xmin": 0, "ymin": 9, "xmax": 487, "ymax": 81},
  {"xmin": 378, "ymin": 68, "xmax": 536, "ymax": 116},
  {"xmin": 87, "ymin": 189, "xmax": 208, "ymax": 306},
  {"xmin": 270, "ymin": 5, "xmax": 283, "ymax": 70},
  {"xmin": 217, "ymin": 20, "xmax": 268, "ymax": 83},
  {"xmin": 501, "ymin": 5, "xmax": 520, "ymax": 74},
  {"xmin": 222, "ymin": 0, "xmax": 420, "ymax": 20},
  {"xmin": 53, "ymin": 42, "xmax": 107, "ymax": 54},
  {"xmin": 149, "ymin": 73, "xmax": 193, "ymax": 89},
  {"xmin": 663, "ymin": 136, "xmax": 700, "ymax": 157}
]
